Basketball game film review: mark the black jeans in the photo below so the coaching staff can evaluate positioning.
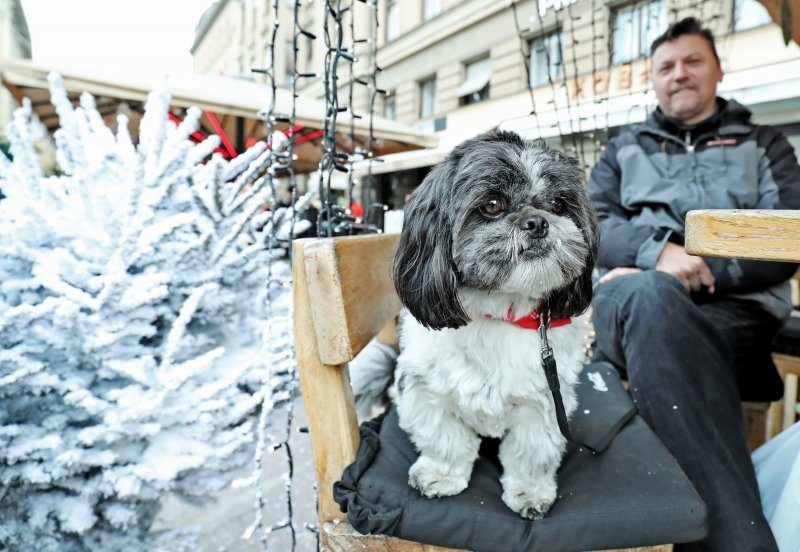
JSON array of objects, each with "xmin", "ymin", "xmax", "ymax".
[{"xmin": 592, "ymin": 271, "xmax": 779, "ymax": 552}]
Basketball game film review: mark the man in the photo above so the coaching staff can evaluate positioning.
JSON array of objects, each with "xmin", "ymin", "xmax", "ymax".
[{"xmin": 588, "ymin": 17, "xmax": 800, "ymax": 551}]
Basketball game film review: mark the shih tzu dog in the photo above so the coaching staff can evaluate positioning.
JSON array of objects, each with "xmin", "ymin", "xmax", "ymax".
[{"xmin": 390, "ymin": 130, "xmax": 597, "ymax": 519}]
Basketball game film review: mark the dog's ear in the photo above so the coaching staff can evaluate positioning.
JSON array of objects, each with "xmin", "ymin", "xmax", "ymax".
[
  {"xmin": 392, "ymin": 161, "xmax": 469, "ymax": 331},
  {"xmin": 545, "ymin": 199, "xmax": 599, "ymax": 319}
]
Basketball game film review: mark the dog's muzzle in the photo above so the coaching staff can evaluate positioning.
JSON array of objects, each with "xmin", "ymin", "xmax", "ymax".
[{"xmin": 521, "ymin": 215, "xmax": 549, "ymax": 239}]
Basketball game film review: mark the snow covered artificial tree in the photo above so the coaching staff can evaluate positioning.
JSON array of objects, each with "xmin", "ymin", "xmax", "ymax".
[{"xmin": 0, "ymin": 74, "xmax": 307, "ymax": 550}]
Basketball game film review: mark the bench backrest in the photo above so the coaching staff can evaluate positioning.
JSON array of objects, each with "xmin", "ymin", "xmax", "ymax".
[{"xmin": 292, "ymin": 234, "xmax": 401, "ymax": 523}]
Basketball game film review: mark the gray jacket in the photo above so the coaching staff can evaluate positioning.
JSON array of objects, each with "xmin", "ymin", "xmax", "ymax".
[{"xmin": 588, "ymin": 98, "xmax": 800, "ymax": 319}]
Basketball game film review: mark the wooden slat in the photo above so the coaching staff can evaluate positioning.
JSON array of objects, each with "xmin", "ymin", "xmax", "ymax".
[
  {"xmin": 770, "ymin": 353, "xmax": 800, "ymax": 439},
  {"xmin": 603, "ymin": 544, "xmax": 673, "ymax": 552},
  {"xmin": 784, "ymin": 373, "xmax": 799, "ymax": 430},
  {"xmin": 293, "ymin": 238, "xmax": 362, "ymax": 524},
  {"xmin": 685, "ymin": 210, "xmax": 800, "ymax": 262},
  {"xmin": 302, "ymin": 234, "xmax": 402, "ymax": 365},
  {"xmin": 594, "ymin": 548, "xmax": 672, "ymax": 552},
  {"xmin": 377, "ymin": 316, "xmax": 400, "ymax": 346},
  {"xmin": 321, "ymin": 522, "xmax": 463, "ymax": 551},
  {"xmin": 741, "ymin": 401, "xmax": 769, "ymax": 451}
]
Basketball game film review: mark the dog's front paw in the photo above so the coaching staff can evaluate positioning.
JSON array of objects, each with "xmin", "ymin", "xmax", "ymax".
[
  {"xmin": 408, "ymin": 456, "xmax": 470, "ymax": 498},
  {"xmin": 501, "ymin": 476, "xmax": 558, "ymax": 520}
]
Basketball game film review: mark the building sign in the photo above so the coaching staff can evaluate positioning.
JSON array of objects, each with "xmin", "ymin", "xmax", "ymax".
[
  {"xmin": 569, "ymin": 63, "xmax": 651, "ymax": 102},
  {"xmin": 538, "ymin": 0, "xmax": 578, "ymax": 17}
]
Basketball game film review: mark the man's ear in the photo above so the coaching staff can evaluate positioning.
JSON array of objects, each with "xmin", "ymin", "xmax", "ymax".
[{"xmin": 392, "ymin": 161, "xmax": 469, "ymax": 331}]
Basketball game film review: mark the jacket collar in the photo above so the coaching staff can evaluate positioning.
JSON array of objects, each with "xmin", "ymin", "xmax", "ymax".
[{"xmin": 638, "ymin": 98, "xmax": 752, "ymax": 141}]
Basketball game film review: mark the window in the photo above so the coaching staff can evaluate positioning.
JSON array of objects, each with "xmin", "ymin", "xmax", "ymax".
[
  {"xmin": 611, "ymin": 0, "xmax": 667, "ymax": 65},
  {"xmin": 529, "ymin": 31, "xmax": 565, "ymax": 87},
  {"xmin": 387, "ymin": 0, "xmax": 400, "ymax": 41},
  {"xmin": 458, "ymin": 57, "xmax": 491, "ymax": 106},
  {"xmin": 423, "ymin": 0, "xmax": 440, "ymax": 20},
  {"xmin": 384, "ymin": 95, "xmax": 397, "ymax": 120},
  {"xmin": 419, "ymin": 78, "xmax": 437, "ymax": 119},
  {"xmin": 733, "ymin": 0, "xmax": 773, "ymax": 31}
]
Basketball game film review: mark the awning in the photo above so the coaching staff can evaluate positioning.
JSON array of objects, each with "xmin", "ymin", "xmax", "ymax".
[
  {"xmin": 757, "ymin": 0, "xmax": 800, "ymax": 46},
  {"xmin": 0, "ymin": 58, "xmax": 437, "ymax": 173},
  {"xmin": 351, "ymin": 146, "xmax": 450, "ymax": 177}
]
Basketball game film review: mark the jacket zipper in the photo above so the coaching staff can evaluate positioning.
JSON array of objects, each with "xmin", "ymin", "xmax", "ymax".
[
  {"xmin": 684, "ymin": 130, "xmax": 698, "ymax": 174},
  {"xmin": 639, "ymin": 127, "xmax": 729, "ymax": 151}
]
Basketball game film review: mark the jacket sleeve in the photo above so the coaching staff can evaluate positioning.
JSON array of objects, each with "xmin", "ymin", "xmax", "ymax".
[
  {"xmin": 707, "ymin": 128, "xmax": 800, "ymax": 291},
  {"xmin": 587, "ymin": 139, "xmax": 670, "ymax": 270},
  {"xmin": 761, "ymin": 127, "xmax": 800, "ymax": 210}
]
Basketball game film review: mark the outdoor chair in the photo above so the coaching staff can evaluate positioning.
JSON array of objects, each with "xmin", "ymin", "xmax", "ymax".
[{"xmin": 293, "ymin": 233, "xmax": 708, "ymax": 552}]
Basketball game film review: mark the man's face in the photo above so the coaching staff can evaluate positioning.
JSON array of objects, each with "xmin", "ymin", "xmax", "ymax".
[{"xmin": 651, "ymin": 34, "xmax": 723, "ymax": 125}]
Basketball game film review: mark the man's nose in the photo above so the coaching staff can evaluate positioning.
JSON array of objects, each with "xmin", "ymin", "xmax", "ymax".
[{"xmin": 673, "ymin": 62, "xmax": 689, "ymax": 80}]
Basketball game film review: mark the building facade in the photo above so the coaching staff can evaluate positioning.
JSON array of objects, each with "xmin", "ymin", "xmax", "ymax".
[
  {"xmin": 0, "ymin": 0, "xmax": 31, "ymax": 144},
  {"xmin": 192, "ymin": 0, "xmax": 800, "ymax": 208}
]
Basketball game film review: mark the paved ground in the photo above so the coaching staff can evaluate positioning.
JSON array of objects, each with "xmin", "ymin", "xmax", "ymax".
[{"xmin": 151, "ymin": 394, "xmax": 319, "ymax": 551}]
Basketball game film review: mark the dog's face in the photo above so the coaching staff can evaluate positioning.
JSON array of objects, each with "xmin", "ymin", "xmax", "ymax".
[{"xmin": 393, "ymin": 131, "xmax": 598, "ymax": 330}]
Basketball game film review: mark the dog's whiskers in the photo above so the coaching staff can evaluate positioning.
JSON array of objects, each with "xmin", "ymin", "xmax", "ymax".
[{"xmin": 508, "ymin": 230, "xmax": 523, "ymax": 261}]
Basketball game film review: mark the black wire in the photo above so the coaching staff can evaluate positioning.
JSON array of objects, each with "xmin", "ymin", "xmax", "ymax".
[
  {"xmin": 364, "ymin": 0, "xmax": 382, "ymax": 220},
  {"xmin": 510, "ymin": 0, "xmax": 546, "ymax": 139},
  {"xmin": 317, "ymin": 0, "xmax": 380, "ymax": 238}
]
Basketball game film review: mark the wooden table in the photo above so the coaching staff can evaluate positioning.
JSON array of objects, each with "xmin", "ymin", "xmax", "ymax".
[{"xmin": 685, "ymin": 209, "xmax": 800, "ymax": 262}]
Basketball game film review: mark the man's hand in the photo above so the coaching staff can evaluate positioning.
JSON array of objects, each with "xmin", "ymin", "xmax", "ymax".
[
  {"xmin": 655, "ymin": 242, "xmax": 715, "ymax": 293},
  {"xmin": 599, "ymin": 267, "xmax": 643, "ymax": 284}
]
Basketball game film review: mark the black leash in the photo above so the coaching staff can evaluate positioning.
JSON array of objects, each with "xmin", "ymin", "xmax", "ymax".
[{"xmin": 538, "ymin": 311, "xmax": 597, "ymax": 454}]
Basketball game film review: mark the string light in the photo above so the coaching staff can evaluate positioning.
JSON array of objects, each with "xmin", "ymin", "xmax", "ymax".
[
  {"xmin": 316, "ymin": 0, "xmax": 382, "ymax": 237},
  {"xmin": 240, "ymin": 1, "xmax": 383, "ymax": 550},
  {"xmin": 243, "ymin": 0, "xmax": 303, "ymax": 550},
  {"xmin": 363, "ymin": 0, "xmax": 383, "ymax": 220}
]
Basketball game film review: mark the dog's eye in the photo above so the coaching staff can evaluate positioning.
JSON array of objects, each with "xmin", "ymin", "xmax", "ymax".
[
  {"xmin": 479, "ymin": 198, "xmax": 507, "ymax": 218},
  {"xmin": 549, "ymin": 198, "xmax": 565, "ymax": 214}
]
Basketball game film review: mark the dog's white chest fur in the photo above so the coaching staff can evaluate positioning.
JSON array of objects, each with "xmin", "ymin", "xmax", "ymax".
[{"xmin": 395, "ymin": 311, "xmax": 584, "ymax": 438}]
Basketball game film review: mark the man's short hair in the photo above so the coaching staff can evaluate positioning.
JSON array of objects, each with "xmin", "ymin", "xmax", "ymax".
[{"xmin": 650, "ymin": 17, "xmax": 720, "ymax": 62}]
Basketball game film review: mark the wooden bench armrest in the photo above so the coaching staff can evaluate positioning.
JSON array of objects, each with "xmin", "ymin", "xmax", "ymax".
[
  {"xmin": 685, "ymin": 209, "xmax": 800, "ymax": 262},
  {"xmin": 293, "ymin": 234, "xmax": 401, "ymax": 523}
]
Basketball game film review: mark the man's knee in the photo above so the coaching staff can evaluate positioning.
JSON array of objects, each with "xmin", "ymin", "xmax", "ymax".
[
  {"xmin": 592, "ymin": 271, "xmax": 692, "ymax": 335},
  {"xmin": 594, "ymin": 270, "xmax": 686, "ymax": 310}
]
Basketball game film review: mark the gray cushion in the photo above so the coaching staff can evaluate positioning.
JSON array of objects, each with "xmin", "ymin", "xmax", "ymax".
[{"xmin": 334, "ymin": 362, "xmax": 708, "ymax": 552}]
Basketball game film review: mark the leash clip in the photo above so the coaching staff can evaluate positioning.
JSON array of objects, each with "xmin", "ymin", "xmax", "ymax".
[{"xmin": 538, "ymin": 310, "xmax": 553, "ymax": 359}]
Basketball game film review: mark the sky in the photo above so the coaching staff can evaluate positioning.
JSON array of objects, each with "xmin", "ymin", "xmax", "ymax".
[{"xmin": 19, "ymin": 0, "xmax": 218, "ymax": 78}]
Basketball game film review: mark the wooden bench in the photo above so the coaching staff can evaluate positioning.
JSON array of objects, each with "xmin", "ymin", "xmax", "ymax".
[
  {"xmin": 686, "ymin": 209, "xmax": 800, "ymax": 449},
  {"xmin": 293, "ymin": 234, "xmax": 680, "ymax": 552}
]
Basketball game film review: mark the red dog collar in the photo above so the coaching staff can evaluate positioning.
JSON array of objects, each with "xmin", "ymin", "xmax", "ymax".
[{"xmin": 485, "ymin": 308, "xmax": 571, "ymax": 330}]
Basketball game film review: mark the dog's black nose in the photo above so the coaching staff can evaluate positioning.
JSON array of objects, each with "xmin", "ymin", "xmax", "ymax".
[{"xmin": 522, "ymin": 215, "xmax": 548, "ymax": 238}]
